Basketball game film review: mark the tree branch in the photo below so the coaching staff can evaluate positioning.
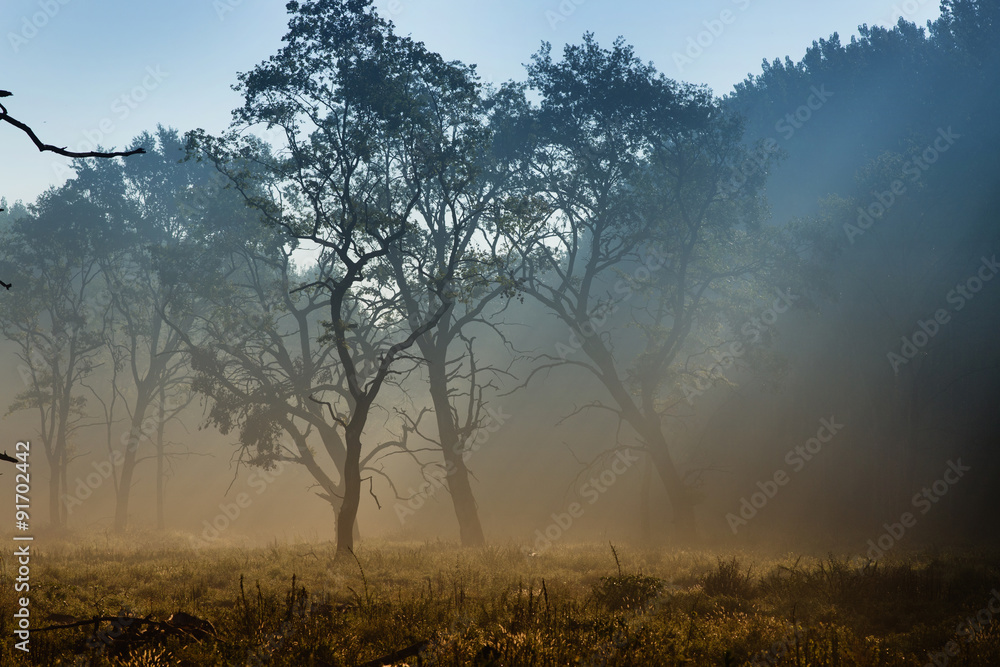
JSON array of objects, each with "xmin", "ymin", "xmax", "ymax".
[{"xmin": 0, "ymin": 91, "xmax": 146, "ymax": 159}]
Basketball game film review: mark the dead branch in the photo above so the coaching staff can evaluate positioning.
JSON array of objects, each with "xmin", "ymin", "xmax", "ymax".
[{"xmin": 0, "ymin": 91, "xmax": 146, "ymax": 159}]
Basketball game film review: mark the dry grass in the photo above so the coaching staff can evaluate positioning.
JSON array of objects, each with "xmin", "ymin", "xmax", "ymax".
[{"xmin": 1, "ymin": 532, "xmax": 999, "ymax": 665}]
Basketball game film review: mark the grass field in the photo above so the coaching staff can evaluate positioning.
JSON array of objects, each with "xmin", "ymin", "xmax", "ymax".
[{"xmin": 1, "ymin": 533, "xmax": 999, "ymax": 665}]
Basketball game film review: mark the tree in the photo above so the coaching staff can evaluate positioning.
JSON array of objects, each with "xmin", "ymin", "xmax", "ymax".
[
  {"xmin": 164, "ymin": 210, "xmax": 407, "ymax": 542},
  {"xmin": 0, "ymin": 88, "xmax": 145, "ymax": 527},
  {"xmin": 0, "ymin": 187, "xmax": 112, "ymax": 527},
  {"xmin": 512, "ymin": 35, "xmax": 804, "ymax": 541},
  {"xmin": 718, "ymin": 0, "xmax": 1000, "ymax": 527},
  {"xmin": 70, "ymin": 128, "xmax": 201, "ymax": 531},
  {"xmin": 188, "ymin": 0, "xmax": 484, "ymax": 557},
  {"xmin": 380, "ymin": 70, "xmax": 532, "ymax": 547}
]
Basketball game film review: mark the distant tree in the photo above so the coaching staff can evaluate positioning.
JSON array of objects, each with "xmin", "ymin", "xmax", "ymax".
[
  {"xmin": 512, "ymin": 35, "xmax": 805, "ymax": 541},
  {"xmin": 0, "ymin": 89, "xmax": 145, "ymax": 525},
  {"xmin": 0, "ymin": 187, "xmax": 111, "ymax": 527},
  {"xmin": 69, "ymin": 128, "xmax": 201, "ymax": 531},
  {"xmin": 719, "ymin": 0, "xmax": 1000, "ymax": 525}
]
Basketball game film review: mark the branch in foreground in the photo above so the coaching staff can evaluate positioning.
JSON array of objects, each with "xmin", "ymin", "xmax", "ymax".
[{"xmin": 0, "ymin": 90, "xmax": 146, "ymax": 159}]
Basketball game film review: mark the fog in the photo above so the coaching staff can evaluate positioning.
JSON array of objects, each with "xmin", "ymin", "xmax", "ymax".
[{"xmin": 1, "ymin": 0, "xmax": 999, "ymax": 638}]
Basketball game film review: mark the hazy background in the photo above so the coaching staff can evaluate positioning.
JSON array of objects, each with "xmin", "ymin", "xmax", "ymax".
[{"xmin": 5, "ymin": 0, "xmax": 999, "ymax": 557}]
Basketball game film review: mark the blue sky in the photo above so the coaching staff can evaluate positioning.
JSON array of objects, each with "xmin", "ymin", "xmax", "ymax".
[{"xmin": 1, "ymin": 0, "xmax": 942, "ymax": 206}]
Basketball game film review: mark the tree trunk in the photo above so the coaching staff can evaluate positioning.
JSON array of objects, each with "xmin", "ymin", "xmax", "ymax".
[
  {"xmin": 51, "ymin": 387, "xmax": 73, "ymax": 528},
  {"xmin": 335, "ymin": 427, "xmax": 363, "ymax": 560},
  {"xmin": 114, "ymin": 395, "xmax": 151, "ymax": 532},
  {"xmin": 59, "ymin": 451, "xmax": 68, "ymax": 528},
  {"xmin": 155, "ymin": 385, "xmax": 166, "ymax": 530},
  {"xmin": 427, "ymin": 355, "xmax": 486, "ymax": 547},
  {"xmin": 578, "ymin": 335, "xmax": 698, "ymax": 543},
  {"xmin": 639, "ymin": 453, "xmax": 651, "ymax": 544},
  {"xmin": 645, "ymin": 428, "xmax": 697, "ymax": 543},
  {"xmin": 442, "ymin": 445, "xmax": 485, "ymax": 547},
  {"xmin": 49, "ymin": 450, "xmax": 64, "ymax": 529}
]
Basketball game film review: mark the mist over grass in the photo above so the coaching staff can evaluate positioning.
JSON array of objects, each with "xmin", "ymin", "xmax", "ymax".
[{"xmin": 1, "ymin": 534, "xmax": 999, "ymax": 665}]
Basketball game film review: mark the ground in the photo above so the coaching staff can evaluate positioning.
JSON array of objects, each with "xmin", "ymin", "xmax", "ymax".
[{"xmin": 1, "ymin": 533, "xmax": 999, "ymax": 665}]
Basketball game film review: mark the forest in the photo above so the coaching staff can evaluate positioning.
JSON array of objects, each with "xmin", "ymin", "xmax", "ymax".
[{"xmin": 1, "ymin": 0, "xmax": 999, "ymax": 664}]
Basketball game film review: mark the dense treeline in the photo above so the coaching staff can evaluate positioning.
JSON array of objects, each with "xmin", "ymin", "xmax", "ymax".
[
  {"xmin": 1, "ymin": 0, "xmax": 997, "ymax": 554},
  {"xmin": 715, "ymin": 0, "xmax": 1000, "ymax": 541}
]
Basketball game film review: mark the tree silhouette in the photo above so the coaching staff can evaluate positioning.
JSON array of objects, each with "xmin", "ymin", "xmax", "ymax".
[{"xmin": 0, "ymin": 90, "xmax": 146, "ymax": 162}]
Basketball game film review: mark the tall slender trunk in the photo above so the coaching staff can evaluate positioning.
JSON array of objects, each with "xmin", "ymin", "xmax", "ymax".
[
  {"xmin": 114, "ymin": 394, "xmax": 151, "ymax": 532},
  {"xmin": 639, "ymin": 454, "xmax": 651, "ymax": 544},
  {"xmin": 426, "ymin": 350, "xmax": 486, "ymax": 547},
  {"xmin": 59, "ymin": 451, "xmax": 68, "ymax": 527},
  {"xmin": 49, "ymin": 378, "xmax": 73, "ymax": 528},
  {"xmin": 51, "ymin": 397, "xmax": 72, "ymax": 528},
  {"xmin": 49, "ymin": 449, "xmax": 64, "ymax": 528},
  {"xmin": 156, "ymin": 385, "xmax": 166, "ymax": 530}
]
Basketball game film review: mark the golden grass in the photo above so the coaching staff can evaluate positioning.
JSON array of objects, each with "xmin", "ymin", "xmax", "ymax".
[{"xmin": 1, "ymin": 532, "xmax": 999, "ymax": 665}]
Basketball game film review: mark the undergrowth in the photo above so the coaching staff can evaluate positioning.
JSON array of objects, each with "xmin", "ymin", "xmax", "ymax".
[{"xmin": 0, "ymin": 534, "xmax": 998, "ymax": 665}]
